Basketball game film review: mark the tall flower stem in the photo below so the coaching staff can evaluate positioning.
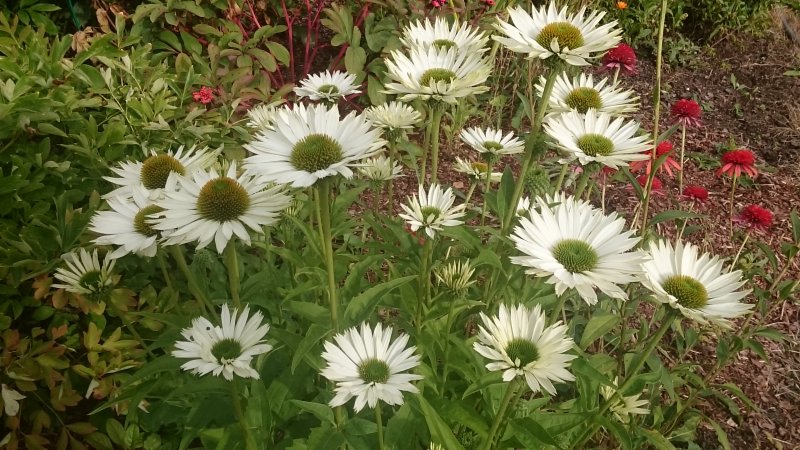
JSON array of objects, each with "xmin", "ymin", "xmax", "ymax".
[
  {"xmin": 439, "ymin": 292, "xmax": 462, "ymax": 394},
  {"xmin": 481, "ymin": 379, "xmax": 522, "ymax": 450},
  {"xmin": 428, "ymin": 107, "xmax": 445, "ymax": 184},
  {"xmin": 732, "ymin": 232, "xmax": 750, "ymax": 267},
  {"xmin": 316, "ymin": 178, "xmax": 339, "ymax": 331},
  {"xmin": 231, "ymin": 379, "xmax": 258, "ymax": 450},
  {"xmin": 169, "ymin": 246, "xmax": 214, "ymax": 316},
  {"xmin": 387, "ymin": 140, "xmax": 398, "ymax": 213},
  {"xmin": 156, "ymin": 250, "xmax": 174, "ymax": 292},
  {"xmin": 727, "ymin": 173, "xmax": 738, "ymax": 237},
  {"xmin": 224, "ymin": 240, "xmax": 241, "ymax": 309},
  {"xmin": 464, "ymin": 181, "xmax": 478, "ymax": 206},
  {"xmin": 375, "ymin": 405, "xmax": 386, "ymax": 450},
  {"xmin": 549, "ymin": 293, "xmax": 568, "ymax": 326},
  {"xmin": 639, "ymin": 0, "xmax": 669, "ymax": 231},
  {"xmin": 501, "ymin": 66, "xmax": 559, "ymax": 236},
  {"xmin": 416, "ymin": 239, "xmax": 433, "ymax": 332},
  {"xmin": 571, "ymin": 308, "xmax": 678, "ymax": 449},
  {"xmin": 480, "ymin": 165, "xmax": 493, "ymax": 226},
  {"xmin": 677, "ymin": 125, "xmax": 687, "ymax": 193},
  {"xmin": 612, "ymin": 65, "xmax": 621, "ymax": 86}
]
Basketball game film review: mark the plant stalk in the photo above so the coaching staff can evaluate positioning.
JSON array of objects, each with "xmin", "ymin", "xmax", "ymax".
[
  {"xmin": 481, "ymin": 379, "xmax": 521, "ymax": 450},
  {"xmin": 231, "ymin": 379, "xmax": 258, "ymax": 450},
  {"xmin": 224, "ymin": 240, "xmax": 241, "ymax": 309},
  {"xmin": 677, "ymin": 125, "xmax": 687, "ymax": 193},
  {"xmin": 428, "ymin": 107, "xmax": 445, "ymax": 184},
  {"xmin": 316, "ymin": 178, "xmax": 339, "ymax": 331},
  {"xmin": 168, "ymin": 246, "xmax": 214, "ymax": 316},
  {"xmin": 375, "ymin": 404, "xmax": 385, "ymax": 450}
]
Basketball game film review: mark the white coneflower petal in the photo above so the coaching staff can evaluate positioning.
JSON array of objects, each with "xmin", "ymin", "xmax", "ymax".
[
  {"xmin": 244, "ymin": 103, "xmax": 386, "ymax": 188},
  {"xmin": 399, "ymin": 184, "xmax": 466, "ymax": 240},
  {"xmin": 641, "ymin": 240, "xmax": 752, "ymax": 328},
  {"xmin": 540, "ymin": 72, "xmax": 638, "ymax": 117},
  {"xmin": 453, "ymin": 157, "xmax": 502, "ymax": 182},
  {"xmin": 294, "ymin": 70, "xmax": 361, "ymax": 102},
  {"xmin": 474, "ymin": 304, "xmax": 576, "ymax": 395},
  {"xmin": 401, "ymin": 17, "xmax": 489, "ymax": 53},
  {"xmin": 600, "ymin": 377, "xmax": 650, "ymax": 423},
  {"xmin": 153, "ymin": 162, "xmax": 291, "ymax": 253},
  {"xmin": 90, "ymin": 185, "xmax": 161, "ymax": 258},
  {"xmin": 364, "ymin": 101, "xmax": 422, "ymax": 132},
  {"xmin": 494, "ymin": 2, "xmax": 622, "ymax": 66},
  {"xmin": 435, "ymin": 259, "xmax": 476, "ymax": 293},
  {"xmin": 357, "ymin": 154, "xmax": 404, "ymax": 181},
  {"xmin": 320, "ymin": 322, "xmax": 423, "ymax": 412},
  {"xmin": 510, "ymin": 196, "xmax": 646, "ymax": 305},
  {"xmin": 52, "ymin": 248, "xmax": 116, "ymax": 297},
  {"xmin": 104, "ymin": 145, "xmax": 221, "ymax": 200},
  {"xmin": 460, "ymin": 127, "xmax": 525, "ymax": 159},
  {"xmin": 383, "ymin": 46, "xmax": 491, "ymax": 104},
  {"xmin": 172, "ymin": 304, "xmax": 272, "ymax": 381},
  {"xmin": 544, "ymin": 109, "xmax": 650, "ymax": 170},
  {"xmin": 246, "ymin": 102, "xmax": 282, "ymax": 131}
]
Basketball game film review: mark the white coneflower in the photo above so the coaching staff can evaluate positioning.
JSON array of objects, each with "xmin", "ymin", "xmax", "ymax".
[
  {"xmin": 244, "ymin": 103, "xmax": 386, "ymax": 188},
  {"xmin": 544, "ymin": 109, "xmax": 650, "ymax": 170},
  {"xmin": 516, "ymin": 196, "xmax": 532, "ymax": 217},
  {"xmin": 320, "ymin": 323, "xmax": 422, "ymax": 412},
  {"xmin": 364, "ymin": 101, "xmax": 422, "ymax": 134},
  {"xmin": 510, "ymin": 197, "xmax": 646, "ymax": 305},
  {"xmin": 294, "ymin": 70, "xmax": 361, "ymax": 102},
  {"xmin": 383, "ymin": 46, "xmax": 491, "ymax": 104},
  {"xmin": 357, "ymin": 154, "xmax": 404, "ymax": 181},
  {"xmin": 494, "ymin": 2, "xmax": 622, "ymax": 66},
  {"xmin": 399, "ymin": 184, "xmax": 466, "ymax": 239},
  {"xmin": 540, "ymin": 72, "xmax": 638, "ymax": 117},
  {"xmin": 460, "ymin": 127, "xmax": 524, "ymax": 161},
  {"xmin": 52, "ymin": 248, "xmax": 116, "ymax": 297},
  {"xmin": 153, "ymin": 162, "xmax": 291, "ymax": 253},
  {"xmin": 246, "ymin": 102, "xmax": 281, "ymax": 131},
  {"xmin": 104, "ymin": 145, "xmax": 220, "ymax": 200},
  {"xmin": 172, "ymin": 304, "xmax": 272, "ymax": 381},
  {"xmin": 641, "ymin": 240, "xmax": 752, "ymax": 328},
  {"xmin": 401, "ymin": 17, "xmax": 489, "ymax": 53},
  {"xmin": 453, "ymin": 157, "xmax": 502, "ymax": 182},
  {"xmin": 435, "ymin": 259, "xmax": 476, "ymax": 293},
  {"xmin": 600, "ymin": 378, "xmax": 650, "ymax": 423},
  {"xmin": 90, "ymin": 185, "xmax": 161, "ymax": 258},
  {"xmin": 474, "ymin": 304, "xmax": 575, "ymax": 394}
]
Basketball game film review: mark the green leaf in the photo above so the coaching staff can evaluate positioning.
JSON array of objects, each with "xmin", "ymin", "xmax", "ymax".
[
  {"xmin": 641, "ymin": 429, "xmax": 676, "ymax": 450},
  {"xmin": 579, "ymin": 311, "xmax": 619, "ymax": 349},
  {"xmin": 593, "ymin": 415, "xmax": 633, "ymax": 450},
  {"xmin": 412, "ymin": 396, "xmax": 466, "ymax": 450},
  {"xmin": 249, "ymin": 48, "xmax": 277, "ymax": 71},
  {"xmin": 343, "ymin": 275, "xmax": 415, "ymax": 325},
  {"xmin": 702, "ymin": 415, "xmax": 731, "ymax": 450},
  {"xmin": 648, "ymin": 210, "xmax": 703, "ymax": 227},
  {"xmin": 496, "ymin": 166, "xmax": 515, "ymax": 225},
  {"xmin": 344, "ymin": 46, "xmax": 366, "ymax": 74},
  {"xmin": 289, "ymin": 400, "xmax": 335, "ymax": 426},
  {"xmin": 291, "ymin": 323, "xmax": 329, "ymax": 372},
  {"xmin": 791, "ymin": 210, "xmax": 800, "ymax": 244},
  {"xmin": 462, "ymin": 371, "xmax": 504, "ymax": 398},
  {"xmin": 509, "ymin": 418, "xmax": 559, "ymax": 447}
]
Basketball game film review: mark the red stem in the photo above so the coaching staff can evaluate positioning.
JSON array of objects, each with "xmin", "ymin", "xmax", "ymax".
[
  {"xmin": 246, "ymin": 0, "xmax": 261, "ymax": 29},
  {"xmin": 303, "ymin": 0, "xmax": 312, "ymax": 78},
  {"xmin": 279, "ymin": 0, "xmax": 296, "ymax": 82}
]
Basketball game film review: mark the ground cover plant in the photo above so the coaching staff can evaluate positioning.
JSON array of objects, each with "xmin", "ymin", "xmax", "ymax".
[{"xmin": 1, "ymin": 0, "xmax": 798, "ymax": 449}]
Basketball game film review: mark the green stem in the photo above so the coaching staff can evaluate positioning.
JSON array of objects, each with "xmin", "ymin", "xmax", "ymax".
[
  {"xmin": 573, "ymin": 171, "xmax": 590, "ymax": 199},
  {"xmin": 429, "ymin": 107, "xmax": 445, "ymax": 184},
  {"xmin": 571, "ymin": 309, "xmax": 678, "ymax": 449},
  {"xmin": 481, "ymin": 379, "xmax": 521, "ymax": 450},
  {"xmin": 480, "ymin": 164, "xmax": 493, "ymax": 226},
  {"xmin": 168, "ymin": 246, "xmax": 214, "ymax": 316},
  {"xmin": 156, "ymin": 250, "xmax": 174, "ymax": 292},
  {"xmin": 501, "ymin": 67, "xmax": 560, "ymax": 236},
  {"xmin": 439, "ymin": 292, "xmax": 462, "ymax": 395},
  {"xmin": 553, "ymin": 164, "xmax": 569, "ymax": 193},
  {"xmin": 728, "ymin": 174, "xmax": 738, "ymax": 238},
  {"xmin": 416, "ymin": 239, "xmax": 433, "ymax": 332},
  {"xmin": 677, "ymin": 125, "xmax": 687, "ymax": 194},
  {"xmin": 231, "ymin": 379, "xmax": 258, "ymax": 450},
  {"xmin": 731, "ymin": 232, "xmax": 750, "ymax": 268},
  {"xmin": 316, "ymin": 178, "xmax": 339, "ymax": 331},
  {"xmin": 375, "ymin": 405, "xmax": 385, "ymax": 450},
  {"xmin": 106, "ymin": 299, "xmax": 156, "ymax": 359},
  {"xmin": 224, "ymin": 240, "xmax": 241, "ymax": 309},
  {"xmin": 549, "ymin": 293, "xmax": 568, "ymax": 326},
  {"xmin": 387, "ymin": 141, "xmax": 397, "ymax": 213},
  {"xmin": 639, "ymin": 0, "xmax": 669, "ymax": 232},
  {"xmin": 612, "ymin": 65, "xmax": 620, "ymax": 86}
]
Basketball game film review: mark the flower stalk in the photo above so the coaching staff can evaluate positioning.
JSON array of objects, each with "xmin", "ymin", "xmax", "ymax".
[
  {"xmin": 316, "ymin": 178, "xmax": 340, "ymax": 330},
  {"xmin": 231, "ymin": 379, "xmax": 258, "ymax": 450},
  {"xmin": 224, "ymin": 240, "xmax": 241, "ymax": 309},
  {"xmin": 169, "ymin": 246, "xmax": 215, "ymax": 316},
  {"xmin": 677, "ymin": 124, "xmax": 687, "ymax": 193},
  {"xmin": 481, "ymin": 379, "xmax": 522, "ymax": 450}
]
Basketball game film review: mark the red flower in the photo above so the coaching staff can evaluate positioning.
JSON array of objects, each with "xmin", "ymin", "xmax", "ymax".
[
  {"xmin": 193, "ymin": 86, "xmax": 214, "ymax": 105},
  {"xmin": 430, "ymin": 0, "xmax": 446, "ymax": 7},
  {"xmin": 716, "ymin": 148, "xmax": 758, "ymax": 178},
  {"xmin": 671, "ymin": 98, "xmax": 702, "ymax": 127},
  {"xmin": 484, "ymin": 0, "xmax": 495, "ymax": 4},
  {"xmin": 735, "ymin": 204, "xmax": 773, "ymax": 231},
  {"xmin": 681, "ymin": 185, "xmax": 709, "ymax": 203},
  {"xmin": 629, "ymin": 141, "xmax": 681, "ymax": 177},
  {"xmin": 601, "ymin": 43, "xmax": 637, "ymax": 76},
  {"xmin": 631, "ymin": 174, "xmax": 664, "ymax": 195}
]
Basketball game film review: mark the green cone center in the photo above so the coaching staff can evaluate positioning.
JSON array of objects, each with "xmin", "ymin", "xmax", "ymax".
[
  {"xmin": 577, "ymin": 134, "xmax": 614, "ymax": 157},
  {"xmin": 290, "ymin": 133, "xmax": 344, "ymax": 173},
  {"xmin": 134, "ymin": 205, "xmax": 164, "ymax": 237},
  {"xmin": 211, "ymin": 338, "xmax": 243, "ymax": 363},
  {"xmin": 420, "ymin": 68, "xmax": 456, "ymax": 86},
  {"xmin": 566, "ymin": 87, "xmax": 602, "ymax": 113},
  {"xmin": 536, "ymin": 22, "xmax": 585, "ymax": 51},
  {"xmin": 433, "ymin": 39, "xmax": 456, "ymax": 49},
  {"xmin": 662, "ymin": 275, "xmax": 708, "ymax": 309},
  {"xmin": 505, "ymin": 338, "xmax": 540, "ymax": 367},
  {"xmin": 552, "ymin": 239, "xmax": 599, "ymax": 273},
  {"xmin": 79, "ymin": 270, "xmax": 104, "ymax": 292},
  {"xmin": 140, "ymin": 154, "xmax": 186, "ymax": 190},
  {"xmin": 420, "ymin": 206, "xmax": 442, "ymax": 222},
  {"xmin": 318, "ymin": 84, "xmax": 339, "ymax": 96},
  {"xmin": 197, "ymin": 177, "xmax": 250, "ymax": 222},
  {"xmin": 358, "ymin": 358, "xmax": 390, "ymax": 384},
  {"xmin": 482, "ymin": 141, "xmax": 504, "ymax": 153},
  {"xmin": 470, "ymin": 161, "xmax": 489, "ymax": 174}
]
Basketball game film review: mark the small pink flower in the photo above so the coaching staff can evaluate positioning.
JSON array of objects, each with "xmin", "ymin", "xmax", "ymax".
[
  {"xmin": 735, "ymin": 204, "xmax": 773, "ymax": 232},
  {"xmin": 192, "ymin": 86, "xmax": 214, "ymax": 105},
  {"xmin": 630, "ymin": 175, "xmax": 664, "ymax": 196},
  {"xmin": 717, "ymin": 149, "xmax": 757, "ymax": 178},
  {"xmin": 601, "ymin": 43, "xmax": 637, "ymax": 76},
  {"xmin": 681, "ymin": 185, "xmax": 709, "ymax": 203},
  {"xmin": 671, "ymin": 98, "xmax": 702, "ymax": 127},
  {"xmin": 630, "ymin": 141, "xmax": 680, "ymax": 177}
]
